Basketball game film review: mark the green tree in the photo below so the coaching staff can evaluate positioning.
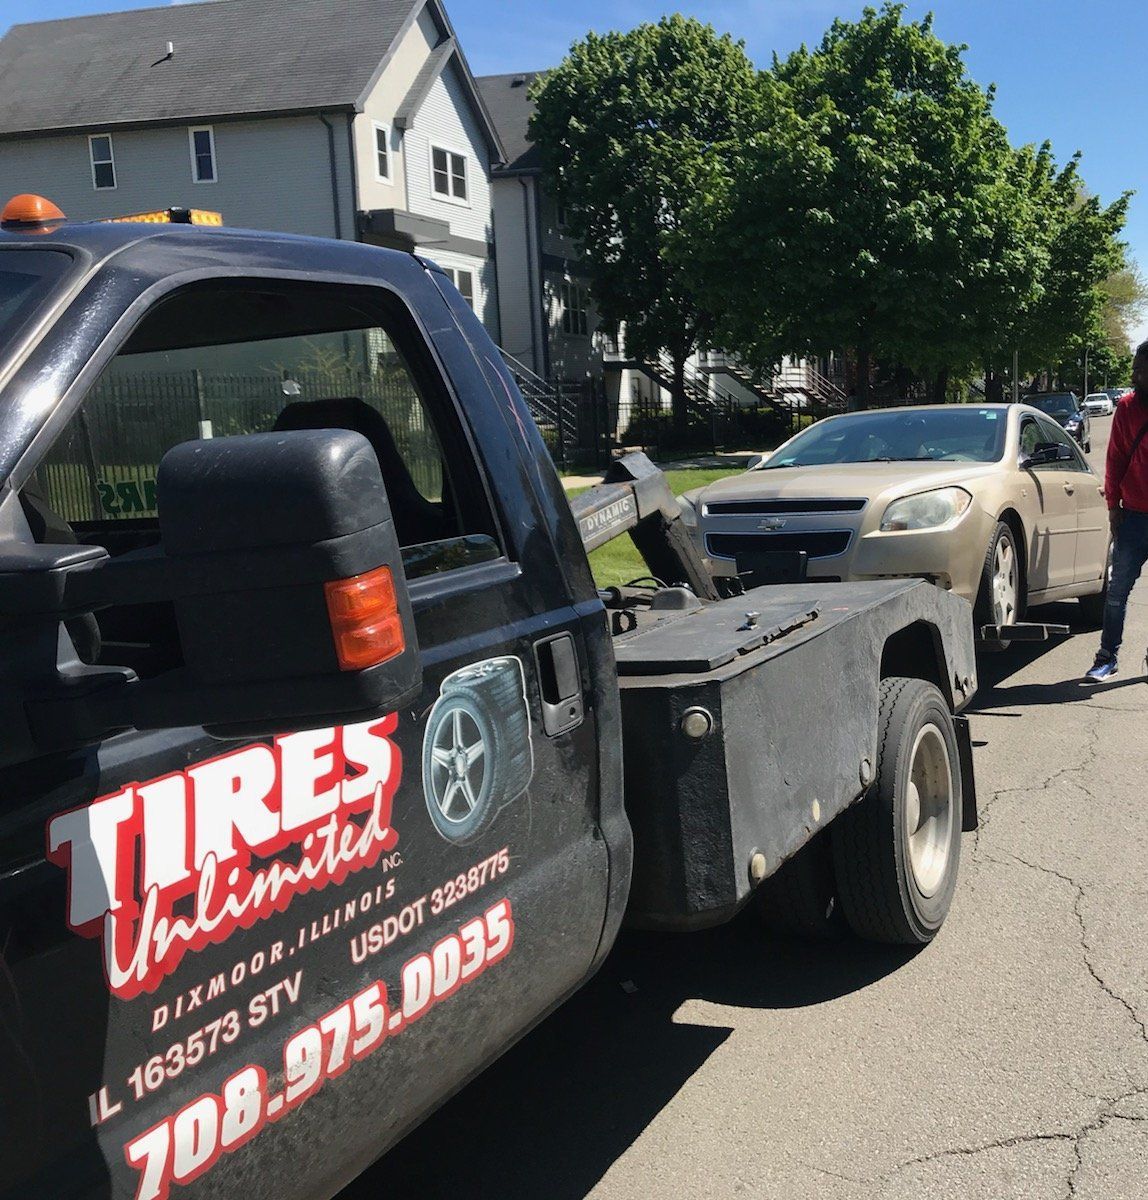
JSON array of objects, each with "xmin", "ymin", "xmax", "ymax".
[
  {"xmin": 529, "ymin": 16, "xmax": 758, "ymax": 432},
  {"xmin": 689, "ymin": 4, "xmax": 1031, "ymax": 406},
  {"xmin": 999, "ymin": 151, "xmax": 1130, "ymax": 391}
]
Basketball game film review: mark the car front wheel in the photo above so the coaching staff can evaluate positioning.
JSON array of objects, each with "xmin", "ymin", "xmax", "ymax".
[{"xmin": 974, "ymin": 521, "xmax": 1023, "ymax": 651}]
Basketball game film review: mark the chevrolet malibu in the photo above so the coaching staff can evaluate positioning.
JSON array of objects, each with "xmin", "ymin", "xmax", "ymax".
[{"xmin": 681, "ymin": 405, "xmax": 1110, "ymax": 637}]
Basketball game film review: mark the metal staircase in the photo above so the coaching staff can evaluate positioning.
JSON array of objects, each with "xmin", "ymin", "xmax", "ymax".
[{"xmin": 499, "ymin": 349, "xmax": 581, "ymax": 462}]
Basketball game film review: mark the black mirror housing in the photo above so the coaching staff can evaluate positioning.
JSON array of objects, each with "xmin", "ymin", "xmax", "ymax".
[
  {"xmin": 0, "ymin": 429, "xmax": 422, "ymax": 759},
  {"xmin": 142, "ymin": 429, "xmax": 421, "ymax": 735}
]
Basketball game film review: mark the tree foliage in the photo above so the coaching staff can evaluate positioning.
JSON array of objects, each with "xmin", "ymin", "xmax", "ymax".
[
  {"xmin": 686, "ymin": 4, "xmax": 1037, "ymax": 400},
  {"xmin": 686, "ymin": 3, "xmax": 1131, "ymax": 401},
  {"xmin": 528, "ymin": 16, "xmax": 757, "ymax": 424}
]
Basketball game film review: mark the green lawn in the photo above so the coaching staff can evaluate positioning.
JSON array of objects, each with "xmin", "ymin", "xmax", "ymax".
[{"xmin": 568, "ymin": 467, "xmax": 741, "ymax": 589}]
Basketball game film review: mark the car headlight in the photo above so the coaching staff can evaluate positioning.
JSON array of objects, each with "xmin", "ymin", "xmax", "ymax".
[{"xmin": 880, "ymin": 487, "xmax": 972, "ymax": 532}]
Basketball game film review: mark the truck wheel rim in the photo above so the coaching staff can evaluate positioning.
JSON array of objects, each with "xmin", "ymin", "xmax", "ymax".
[
  {"xmin": 992, "ymin": 535, "xmax": 1017, "ymax": 626},
  {"xmin": 904, "ymin": 723, "xmax": 954, "ymax": 898},
  {"xmin": 429, "ymin": 707, "xmax": 487, "ymax": 824}
]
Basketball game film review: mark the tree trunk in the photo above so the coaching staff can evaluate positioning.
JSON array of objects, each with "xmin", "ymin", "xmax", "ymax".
[
  {"xmin": 985, "ymin": 367, "xmax": 1004, "ymax": 404},
  {"xmin": 670, "ymin": 353, "xmax": 689, "ymax": 437},
  {"xmin": 931, "ymin": 367, "xmax": 950, "ymax": 405},
  {"xmin": 856, "ymin": 346, "xmax": 871, "ymax": 410}
]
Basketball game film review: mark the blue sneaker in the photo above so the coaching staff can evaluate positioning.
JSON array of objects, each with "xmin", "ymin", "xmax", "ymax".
[{"xmin": 1084, "ymin": 654, "xmax": 1118, "ymax": 682}]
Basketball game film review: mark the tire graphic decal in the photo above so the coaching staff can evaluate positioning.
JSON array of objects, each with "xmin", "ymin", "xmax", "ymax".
[{"xmin": 422, "ymin": 656, "xmax": 534, "ymax": 843}]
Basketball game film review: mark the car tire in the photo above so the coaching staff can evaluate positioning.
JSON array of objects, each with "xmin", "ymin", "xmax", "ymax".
[
  {"xmin": 974, "ymin": 521, "xmax": 1023, "ymax": 652},
  {"xmin": 831, "ymin": 678, "xmax": 962, "ymax": 945},
  {"xmin": 1077, "ymin": 543, "xmax": 1111, "ymax": 629},
  {"xmin": 755, "ymin": 828, "xmax": 847, "ymax": 941},
  {"xmin": 423, "ymin": 658, "xmax": 532, "ymax": 843}
]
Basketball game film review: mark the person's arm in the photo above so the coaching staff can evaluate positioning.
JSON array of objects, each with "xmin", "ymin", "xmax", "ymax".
[{"xmin": 1105, "ymin": 402, "xmax": 1132, "ymax": 530}]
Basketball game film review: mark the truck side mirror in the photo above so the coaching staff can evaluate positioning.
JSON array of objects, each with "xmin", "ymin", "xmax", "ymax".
[
  {"xmin": 0, "ymin": 429, "xmax": 422, "ymax": 759},
  {"xmin": 142, "ymin": 428, "xmax": 422, "ymax": 736}
]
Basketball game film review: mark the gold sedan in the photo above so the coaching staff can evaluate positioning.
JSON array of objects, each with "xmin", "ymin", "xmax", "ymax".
[{"xmin": 681, "ymin": 404, "xmax": 1110, "ymax": 635}]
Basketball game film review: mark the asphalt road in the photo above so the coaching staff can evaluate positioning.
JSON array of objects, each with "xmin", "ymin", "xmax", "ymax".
[{"xmin": 342, "ymin": 414, "xmax": 1148, "ymax": 1200}]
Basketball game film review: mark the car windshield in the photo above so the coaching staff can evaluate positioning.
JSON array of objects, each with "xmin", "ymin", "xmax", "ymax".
[
  {"xmin": 764, "ymin": 407, "xmax": 1008, "ymax": 467},
  {"xmin": 0, "ymin": 249, "xmax": 72, "ymax": 350},
  {"xmin": 1029, "ymin": 395, "xmax": 1077, "ymax": 418}
]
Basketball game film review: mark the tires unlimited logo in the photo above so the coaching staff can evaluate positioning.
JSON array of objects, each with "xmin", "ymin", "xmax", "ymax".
[
  {"xmin": 41, "ymin": 659, "xmax": 532, "ymax": 1198},
  {"xmin": 47, "ymin": 716, "xmax": 404, "ymax": 1000}
]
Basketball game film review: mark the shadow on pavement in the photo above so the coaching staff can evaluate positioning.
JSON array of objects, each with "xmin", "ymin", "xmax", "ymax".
[
  {"xmin": 969, "ymin": 602, "xmax": 1145, "ymax": 713},
  {"xmin": 337, "ymin": 917, "xmax": 918, "ymax": 1200}
]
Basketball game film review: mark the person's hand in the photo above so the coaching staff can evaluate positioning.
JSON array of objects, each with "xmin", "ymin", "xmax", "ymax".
[{"xmin": 1109, "ymin": 507, "xmax": 1124, "ymax": 536}]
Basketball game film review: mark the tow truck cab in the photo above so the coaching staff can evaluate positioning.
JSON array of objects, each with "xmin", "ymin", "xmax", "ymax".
[
  {"xmin": 0, "ymin": 205, "xmax": 978, "ymax": 1200},
  {"xmin": 0, "ymin": 213, "xmax": 629, "ymax": 1200}
]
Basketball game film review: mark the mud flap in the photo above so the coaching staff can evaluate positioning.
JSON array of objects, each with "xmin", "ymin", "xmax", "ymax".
[{"xmin": 954, "ymin": 714, "xmax": 978, "ymax": 832}]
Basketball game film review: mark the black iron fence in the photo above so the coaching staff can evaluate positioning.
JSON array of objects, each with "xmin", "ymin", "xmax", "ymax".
[{"xmin": 38, "ymin": 368, "xmax": 440, "ymax": 523}]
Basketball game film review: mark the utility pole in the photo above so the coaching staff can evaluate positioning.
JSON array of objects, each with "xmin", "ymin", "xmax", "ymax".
[
  {"xmin": 1012, "ymin": 348, "xmax": 1019, "ymax": 404},
  {"xmin": 1083, "ymin": 345, "xmax": 1090, "ymax": 400}
]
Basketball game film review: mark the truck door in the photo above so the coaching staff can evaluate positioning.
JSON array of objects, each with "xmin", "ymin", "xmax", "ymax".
[{"xmin": 0, "ymin": 271, "xmax": 609, "ymax": 1200}]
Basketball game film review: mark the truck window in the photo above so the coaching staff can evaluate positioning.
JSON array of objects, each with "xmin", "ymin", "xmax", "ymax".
[
  {"xmin": 0, "ymin": 248, "xmax": 72, "ymax": 344},
  {"xmin": 22, "ymin": 278, "xmax": 502, "ymax": 674}
]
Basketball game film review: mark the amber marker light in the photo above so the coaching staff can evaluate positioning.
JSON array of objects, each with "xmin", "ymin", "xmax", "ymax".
[
  {"xmin": 1, "ymin": 194, "xmax": 66, "ymax": 231},
  {"xmin": 324, "ymin": 565, "xmax": 405, "ymax": 671}
]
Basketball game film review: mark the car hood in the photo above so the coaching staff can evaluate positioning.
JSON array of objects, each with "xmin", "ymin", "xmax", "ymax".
[{"xmin": 696, "ymin": 461, "xmax": 1002, "ymax": 508}]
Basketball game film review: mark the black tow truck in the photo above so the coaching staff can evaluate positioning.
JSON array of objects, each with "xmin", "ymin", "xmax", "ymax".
[{"xmin": 0, "ymin": 203, "xmax": 978, "ymax": 1200}]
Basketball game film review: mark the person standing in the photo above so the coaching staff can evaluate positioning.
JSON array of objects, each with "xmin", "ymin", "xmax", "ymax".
[{"xmin": 1085, "ymin": 342, "xmax": 1148, "ymax": 681}]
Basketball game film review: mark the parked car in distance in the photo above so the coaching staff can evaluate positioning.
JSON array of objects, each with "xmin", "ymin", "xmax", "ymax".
[
  {"xmin": 1107, "ymin": 387, "xmax": 1130, "ymax": 404},
  {"xmin": 1084, "ymin": 392, "xmax": 1115, "ymax": 416},
  {"xmin": 1025, "ymin": 392, "xmax": 1090, "ymax": 451},
  {"xmin": 680, "ymin": 404, "xmax": 1110, "ymax": 642}
]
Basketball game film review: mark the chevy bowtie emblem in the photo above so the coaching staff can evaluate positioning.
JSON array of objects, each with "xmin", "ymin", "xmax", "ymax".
[{"xmin": 759, "ymin": 517, "xmax": 788, "ymax": 531}]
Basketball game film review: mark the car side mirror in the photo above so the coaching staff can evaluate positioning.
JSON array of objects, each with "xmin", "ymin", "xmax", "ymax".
[
  {"xmin": 0, "ymin": 429, "xmax": 422, "ymax": 761},
  {"xmin": 1022, "ymin": 442, "xmax": 1073, "ymax": 469}
]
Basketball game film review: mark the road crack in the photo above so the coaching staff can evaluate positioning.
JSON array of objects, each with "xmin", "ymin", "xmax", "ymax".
[
  {"xmin": 972, "ymin": 722, "xmax": 1102, "ymax": 861},
  {"xmin": 1004, "ymin": 853, "xmax": 1148, "ymax": 1047}
]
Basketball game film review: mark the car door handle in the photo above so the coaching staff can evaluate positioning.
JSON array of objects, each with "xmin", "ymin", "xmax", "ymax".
[
  {"xmin": 1063, "ymin": 482, "xmax": 1075, "ymax": 495},
  {"xmin": 534, "ymin": 633, "xmax": 584, "ymax": 737}
]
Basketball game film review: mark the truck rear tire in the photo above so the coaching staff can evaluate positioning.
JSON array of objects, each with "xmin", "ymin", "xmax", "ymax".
[
  {"xmin": 756, "ymin": 828, "xmax": 846, "ymax": 940},
  {"xmin": 831, "ymin": 677, "xmax": 961, "ymax": 945}
]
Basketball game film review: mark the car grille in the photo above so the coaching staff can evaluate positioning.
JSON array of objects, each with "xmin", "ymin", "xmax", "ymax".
[
  {"xmin": 707, "ymin": 531, "xmax": 852, "ymax": 560},
  {"xmin": 704, "ymin": 498, "xmax": 866, "ymax": 516}
]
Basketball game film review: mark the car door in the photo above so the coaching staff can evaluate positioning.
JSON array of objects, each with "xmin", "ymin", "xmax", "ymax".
[
  {"xmin": 1, "ymin": 266, "xmax": 609, "ymax": 1200},
  {"xmin": 1019, "ymin": 414, "xmax": 1079, "ymax": 591},
  {"xmin": 1040, "ymin": 419, "xmax": 1109, "ymax": 586}
]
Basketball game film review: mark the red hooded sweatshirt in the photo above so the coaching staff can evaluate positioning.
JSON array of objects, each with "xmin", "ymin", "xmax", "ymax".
[{"xmin": 1104, "ymin": 390, "xmax": 1148, "ymax": 512}]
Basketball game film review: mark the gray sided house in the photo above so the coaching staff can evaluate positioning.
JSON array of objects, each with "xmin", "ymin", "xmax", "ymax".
[
  {"xmin": 0, "ymin": 0, "xmax": 505, "ymax": 334},
  {"xmin": 476, "ymin": 72, "xmax": 600, "ymax": 383}
]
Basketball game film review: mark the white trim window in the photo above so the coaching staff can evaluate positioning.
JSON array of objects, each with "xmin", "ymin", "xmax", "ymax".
[
  {"xmin": 188, "ymin": 126, "xmax": 217, "ymax": 183},
  {"xmin": 442, "ymin": 266, "xmax": 475, "ymax": 308},
  {"xmin": 372, "ymin": 122, "xmax": 390, "ymax": 182},
  {"xmin": 89, "ymin": 134, "xmax": 116, "ymax": 190},
  {"xmin": 560, "ymin": 281, "xmax": 588, "ymax": 337},
  {"xmin": 430, "ymin": 145, "xmax": 468, "ymax": 203}
]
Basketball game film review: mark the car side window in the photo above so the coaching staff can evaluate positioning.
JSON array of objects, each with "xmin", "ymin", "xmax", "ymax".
[
  {"xmin": 1036, "ymin": 416, "xmax": 1087, "ymax": 471},
  {"xmin": 1019, "ymin": 417, "xmax": 1043, "ymax": 460},
  {"xmin": 22, "ymin": 278, "xmax": 504, "ymax": 677}
]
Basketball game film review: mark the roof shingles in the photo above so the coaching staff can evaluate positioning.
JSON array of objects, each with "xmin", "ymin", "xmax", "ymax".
[{"xmin": 0, "ymin": 0, "xmax": 421, "ymax": 136}]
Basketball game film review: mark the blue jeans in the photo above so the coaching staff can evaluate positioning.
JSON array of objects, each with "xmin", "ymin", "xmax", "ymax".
[{"xmin": 1100, "ymin": 509, "xmax": 1148, "ymax": 659}]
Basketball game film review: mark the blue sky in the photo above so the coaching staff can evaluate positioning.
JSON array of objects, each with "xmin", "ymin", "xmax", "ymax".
[{"xmin": 4, "ymin": 0, "xmax": 1144, "ymax": 348}]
